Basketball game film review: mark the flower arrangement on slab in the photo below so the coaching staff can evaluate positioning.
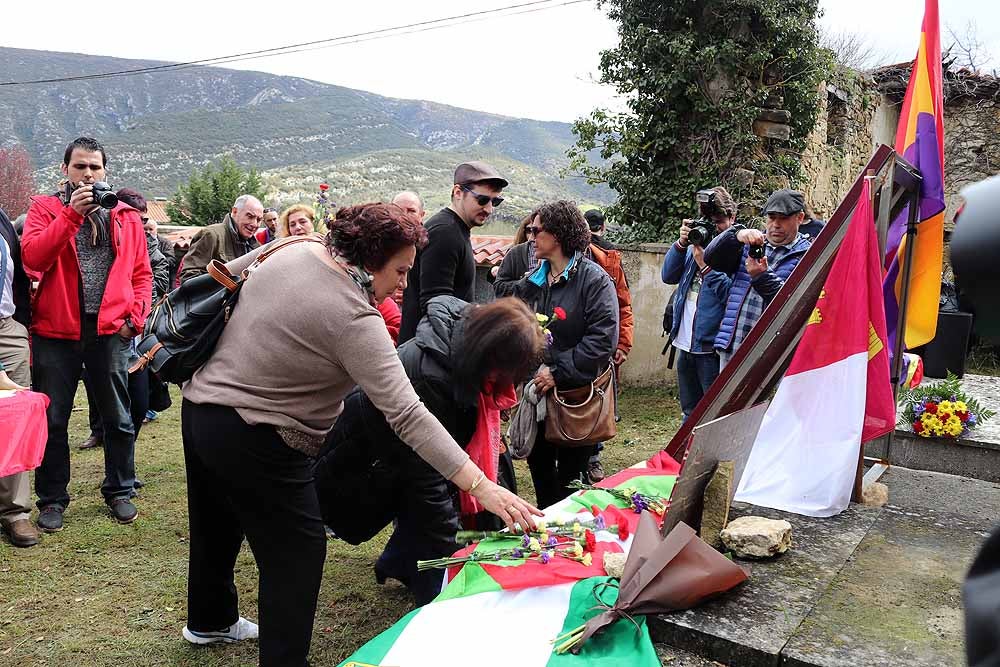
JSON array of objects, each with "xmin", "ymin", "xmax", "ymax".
[{"xmin": 897, "ymin": 372, "xmax": 994, "ymax": 439}]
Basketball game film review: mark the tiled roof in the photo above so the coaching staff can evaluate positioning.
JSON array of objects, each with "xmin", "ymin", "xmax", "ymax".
[
  {"xmin": 472, "ymin": 235, "xmax": 515, "ymax": 267},
  {"xmin": 163, "ymin": 226, "xmax": 199, "ymax": 250},
  {"xmin": 146, "ymin": 200, "xmax": 171, "ymax": 224}
]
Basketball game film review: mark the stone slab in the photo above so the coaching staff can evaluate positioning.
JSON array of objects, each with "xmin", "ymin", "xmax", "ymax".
[
  {"xmin": 647, "ymin": 502, "xmax": 883, "ymax": 667},
  {"xmin": 780, "ymin": 503, "xmax": 987, "ymax": 667},
  {"xmin": 865, "ymin": 432, "xmax": 1000, "ymax": 482}
]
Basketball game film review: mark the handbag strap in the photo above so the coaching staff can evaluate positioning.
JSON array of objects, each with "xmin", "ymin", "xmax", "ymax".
[{"xmin": 549, "ymin": 365, "xmax": 615, "ymax": 443}]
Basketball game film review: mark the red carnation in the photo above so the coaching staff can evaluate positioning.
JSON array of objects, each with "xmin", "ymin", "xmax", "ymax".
[
  {"xmin": 957, "ymin": 410, "xmax": 970, "ymax": 422},
  {"xmin": 553, "ymin": 306, "xmax": 567, "ymax": 320},
  {"xmin": 938, "ymin": 412, "xmax": 951, "ymax": 422},
  {"xmin": 584, "ymin": 530, "xmax": 597, "ymax": 553},
  {"xmin": 616, "ymin": 518, "xmax": 629, "ymax": 541},
  {"xmin": 590, "ymin": 505, "xmax": 601, "ymax": 517},
  {"xmin": 913, "ymin": 421, "xmax": 924, "ymax": 433},
  {"xmin": 924, "ymin": 401, "xmax": 938, "ymax": 414},
  {"xmin": 319, "ymin": 183, "xmax": 330, "ymax": 191}
]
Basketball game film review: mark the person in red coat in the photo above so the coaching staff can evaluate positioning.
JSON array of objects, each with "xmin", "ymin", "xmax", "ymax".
[{"xmin": 21, "ymin": 137, "xmax": 152, "ymax": 532}]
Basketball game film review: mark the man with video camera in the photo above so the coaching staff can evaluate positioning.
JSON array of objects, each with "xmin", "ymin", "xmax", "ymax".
[
  {"xmin": 661, "ymin": 187, "xmax": 737, "ymax": 419},
  {"xmin": 705, "ymin": 188, "xmax": 812, "ymax": 368},
  {"xmin": 21, "ymin": 137, "xmax": 152, "ymax": 532}
]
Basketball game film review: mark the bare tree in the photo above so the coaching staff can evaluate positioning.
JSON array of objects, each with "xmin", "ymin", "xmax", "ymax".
[
  {"xmin": 946, "ymin": 20, "xmax": 995, "ymax": 73},
  {"xmin": 0, "ymin": 146, "xmax": 35, "ymax": 218},
  {"xmin": 819, "ymin": 27, "xmax": 893, "ymax": 71}
]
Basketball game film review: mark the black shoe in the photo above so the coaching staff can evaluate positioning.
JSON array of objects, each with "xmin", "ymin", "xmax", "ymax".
[
  {"xmin": 36, "ymin": 505, "xmax": 65, "ymax": 533},
  {"xmin": 109, "ymin": 498, "xmax": 138, "ymax": 524},
  {"xmin": 374, "ymin": 562, "xmax": 411, "ymax": 587},
  {"xmin": 134, "ymin": 478, "xmax": 145, "ymax": 489},
  {"xmin": 587, "ymin": 460, "xmax": 606, "ymax": 483}
]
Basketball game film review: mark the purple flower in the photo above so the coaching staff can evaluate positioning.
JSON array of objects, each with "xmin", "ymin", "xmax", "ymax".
[
  {"xmin": 547, "ymin": 536, "xmax": 558, "ymax": 547},
  {"xmin": 493, "ymin": 553, "xmax": 502, "ymax": 561},
  {"xmin": 522, "ymin": 534, "xmax": 531, "ymax": 548},
  {"xmin": 541, "ymin": 551, "xmax": 551, "ymax": 564},
  {"xmin": 594, "ymin": 516, "xmax": 606, "ymax": 531},
  {"xmin": 913, "ymin": 402, "xmax": 925, "ymax": 416},
  {"xmin": 545, "ymin": 331, "xmax": 554, "ymax": 346},
  {"xmin": 512, "ymin": 548, "xmax": 523, "ymax": 558},
  {"xmin": 968, "ymin": 413, "xmax": 978, "ymax": 426}
]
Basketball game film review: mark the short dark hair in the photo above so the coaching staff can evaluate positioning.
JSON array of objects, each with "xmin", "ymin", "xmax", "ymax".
[
  {"xmin": 453, "ymin": 297, "xmax": 544, "ymax": 393},
  {"xmin": 115, "ymin": 188, "xmax": 147, "ymax": 213},
  {"xmin": 533, "ymin": 201, "xmax": 591, "ymax": 255},
  {"xmin": 325, "ymin": 202, "xmax": 428, "ymax": 271},
  {"xmin": 63, "ymin": 137, "xmax": 107, "ymax": 167},
  {"xmin": 584, "ymin": 209, "xmax": 606, "ymax": 232}
]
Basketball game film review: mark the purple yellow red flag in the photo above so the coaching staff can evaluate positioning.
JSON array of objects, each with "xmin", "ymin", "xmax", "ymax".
[{"xmin": 883, "ymin": 0, "xmax": 945, "ymax": 350}]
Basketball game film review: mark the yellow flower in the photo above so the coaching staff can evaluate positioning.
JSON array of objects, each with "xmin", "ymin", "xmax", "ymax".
[
  {"xmin": 938, "ymin": 400, "xmax": 954, "ymax": 413},
  {"xmin": 536, "ymin": 521, "xmax": 547, "ymax": 532},
  {"xmin": 955, "ymin": 401, "xmax": 968, "ymax": 412},
  {"xmin": 572, "ymin": 542, "xmax": 584, "ymax": 558},
  {"xmin": 581, "ymin": 553, "xmax": 593, "ymax": 567},
  {"xmin": 535, "ymin": 313, "xmax": 549, "ymax": 324},
  {"xmin": 539, "ymin": 532, "xmax": 550, "ymax": 544},
  {"xmin": 528, "ymin": 538, "xmax": 541, "ymax": 552},
  {"xmin": 572, "ymin": 522, "xmax": 583, "ymax": 536}
]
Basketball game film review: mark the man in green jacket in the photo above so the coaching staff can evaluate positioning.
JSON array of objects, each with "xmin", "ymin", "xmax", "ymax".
[{"xmin": 179, "ymin": 195, "xmax": 262, "ymax": 284}]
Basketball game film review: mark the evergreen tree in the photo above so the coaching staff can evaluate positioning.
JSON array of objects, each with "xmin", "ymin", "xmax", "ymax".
[{"xmin": 167, "ymin": 157, "xmax": 266, "ymax": 226}]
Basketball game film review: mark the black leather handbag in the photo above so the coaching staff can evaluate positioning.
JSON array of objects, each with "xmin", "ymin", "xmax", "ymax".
[{"xmin": 131, "ymin": 236, "xmax": 321, "ymax": 383}]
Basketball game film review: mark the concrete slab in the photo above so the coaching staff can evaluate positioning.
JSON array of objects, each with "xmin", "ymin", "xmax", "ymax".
[
  {"xmin": 648, "ymin": 502, "xmax": 883, "ymax": 667},
  {"xmin": 781, "ymin": 503, "xmax": 985, "ymax": 667},
  {"xmin": 648, "ymin": 466, "xmax": 998, "ymax": 667}
]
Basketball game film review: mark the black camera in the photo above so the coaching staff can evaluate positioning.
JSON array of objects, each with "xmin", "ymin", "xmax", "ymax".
[
  {"xmin": 90, "ymin": 181, "xmax": 118, "ymax": 209},
  {"xmin": 687, "ymin": 220, "xmax": 714, "ymax": 247},
  {"xmin": 748, "ymin": 244, "xmax": 766, "ymax": 260},
  {"xmin": 688, "ymin": 189, "xmax": 722, "ymax": 247}
]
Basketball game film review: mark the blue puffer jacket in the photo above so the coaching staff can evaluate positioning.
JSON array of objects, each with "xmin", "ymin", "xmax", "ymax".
[
  {"xmin": 705, "ymin": 229, "xmax": 812, "ymax": 352},
  {"xmin": 660, "ymin": 242, "xmax": 733, "ymax": 353}
]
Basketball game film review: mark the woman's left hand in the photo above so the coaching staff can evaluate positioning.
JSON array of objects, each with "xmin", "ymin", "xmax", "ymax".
[{"xmin": 532, "ymin": 366, "xmax": 556, "ymax": 394}]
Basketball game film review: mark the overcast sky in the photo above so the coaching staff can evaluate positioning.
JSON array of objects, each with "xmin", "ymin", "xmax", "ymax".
[{"xmin": 3, "ymin": 0, "xmax": 998, "ymax": 122}]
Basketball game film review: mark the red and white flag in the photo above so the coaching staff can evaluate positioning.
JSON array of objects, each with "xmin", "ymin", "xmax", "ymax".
[{"xmin": 735, "ymin": 180, "xmax": 896, "ymax": 517}]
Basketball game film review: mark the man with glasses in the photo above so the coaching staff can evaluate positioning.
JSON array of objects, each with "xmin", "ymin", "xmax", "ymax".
[
  {"xmin": 180, "ymin": 194, "xmax": 262, "ymax": 284},
  {"xmin": 399, "ymin": 162, "xmax": 507, "ymax": 343}
]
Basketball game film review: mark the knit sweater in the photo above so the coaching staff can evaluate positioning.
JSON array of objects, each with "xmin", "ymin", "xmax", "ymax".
[{"xmin": 182, "ymin": 242, "xmax": 470, "ymax": 478}]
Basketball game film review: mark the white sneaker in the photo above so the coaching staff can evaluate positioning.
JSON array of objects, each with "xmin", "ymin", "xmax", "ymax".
[{"xmin": 182, "ymin": 617, "xmax": 259, "ymax": 645}]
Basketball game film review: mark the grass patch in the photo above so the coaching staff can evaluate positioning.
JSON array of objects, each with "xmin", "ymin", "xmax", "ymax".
[
  {"xmin": 0, "ymin": 384, "xmax": 680, "ymax": 665},
  {"xmin": 967, "ymin": 342, "xmax": 1000, "ymax": 377}
]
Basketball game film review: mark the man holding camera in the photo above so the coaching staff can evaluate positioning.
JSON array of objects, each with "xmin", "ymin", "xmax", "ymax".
[
  {"xmin": 705, "ymin": 188, "xmax": 812, "ymax": 368},
  {"xmin": 661, "ymin": 187, "xmax": 736, "ymax": 419},
  {"xmin": 21, "ymin": 137, "xmax": 152, "ymax": 531}
]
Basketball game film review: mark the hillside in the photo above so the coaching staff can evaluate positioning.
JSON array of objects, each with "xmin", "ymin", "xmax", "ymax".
[{"xmin": 0, "ymin": 47, "xmax": 611, "ymax": 206}]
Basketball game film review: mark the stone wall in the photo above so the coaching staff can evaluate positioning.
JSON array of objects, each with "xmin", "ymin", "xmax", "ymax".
[
  {"xmin": 942, "ymin": 97, "xmax": 1000, "ymax": 227},
  {"xmin": 617, "ymin": 244, "xmax": 677, "ymax": 388}
]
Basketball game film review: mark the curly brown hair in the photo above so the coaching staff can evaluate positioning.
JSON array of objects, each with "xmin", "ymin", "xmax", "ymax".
[
  {"xmin": 325, "ymin": 203, "xmax": 428, "ymax": 271},
  {"xmin": 453, "ymin": 297, "xmax": 544, "ymax": 392},
  {"xmin": 532, "ymin": 201, "xmax": 591, "ymax": 255}
]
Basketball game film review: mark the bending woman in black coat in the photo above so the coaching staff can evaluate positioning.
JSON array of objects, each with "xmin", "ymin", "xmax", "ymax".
[{"xmin": 313, "ymin": 296, "xmax": 543, "ymax": 604}]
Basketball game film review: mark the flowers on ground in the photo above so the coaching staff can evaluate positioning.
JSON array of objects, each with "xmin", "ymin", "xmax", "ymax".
[
  {"xmin": 898, "ymin": 372, "xmax": 993, "ymax": 440},
  {"xmin": 568, "ymin": 480, "xmax": 668, "ymax": 515}
]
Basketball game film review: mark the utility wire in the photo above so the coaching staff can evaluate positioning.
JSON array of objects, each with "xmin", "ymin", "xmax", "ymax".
[{"xmin": 0, "ymin": 0, "xmax": 590, "ymax": 87}]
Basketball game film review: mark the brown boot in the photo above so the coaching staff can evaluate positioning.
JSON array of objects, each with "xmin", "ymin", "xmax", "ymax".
[
  {"xmin": 3, "ymin": 519, "xmax": 40, "ymax": 548},
  {"xmin": 78, "ymin": 434, "xmax": 102, "ymax": 450}
]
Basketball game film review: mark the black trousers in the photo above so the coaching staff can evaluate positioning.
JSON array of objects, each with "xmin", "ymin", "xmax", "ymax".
[
  {"xmin": 182, "ymin": 400, "xmax": 326, "ymax": 667},
  {"xmin": 527, "ymin": 431, "xmax": 592, "ymax": 510}
]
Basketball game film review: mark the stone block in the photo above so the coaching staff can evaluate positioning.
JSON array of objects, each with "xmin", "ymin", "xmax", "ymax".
[
  {"xmin": 753, "ymin": 119, "xmax": 791, "ymax": 141},
  {"xmin": 700, "ymin": 461, "xmax": 734, "ymax": 548},
  {"xmin": 720, "ymin": 516, "xmax": 792, "ymax": 559}
]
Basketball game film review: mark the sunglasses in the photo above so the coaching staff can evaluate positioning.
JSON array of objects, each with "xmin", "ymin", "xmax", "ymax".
[
  {"xmin": 525, "ymin": 226, "xmax": 542, "ymax": 236},
  {"xmin": 460, "ymin": 184, "xmax": 504, "ymax": 207}
]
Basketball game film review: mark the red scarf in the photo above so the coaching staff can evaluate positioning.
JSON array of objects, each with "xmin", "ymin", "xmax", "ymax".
[{"xmin": 459, "ymin": 379, "xmax": 518, "ymax": 522}]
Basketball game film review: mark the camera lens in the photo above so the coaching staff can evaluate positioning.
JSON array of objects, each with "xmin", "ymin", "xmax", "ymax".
[{"xmin": 748, "ymin": 244, "xmax": 765, "ymax": 260}]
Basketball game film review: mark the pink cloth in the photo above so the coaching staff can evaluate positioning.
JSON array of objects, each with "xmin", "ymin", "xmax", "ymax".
[{"xmin": 0, "ymin": 390, "xmax": 50, "ymax": 476}]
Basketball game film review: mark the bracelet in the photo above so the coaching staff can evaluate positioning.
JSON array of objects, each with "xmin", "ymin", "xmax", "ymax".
[{"xmin": 468, "ymin": 472, "xmax": 486, "ymax": 493}]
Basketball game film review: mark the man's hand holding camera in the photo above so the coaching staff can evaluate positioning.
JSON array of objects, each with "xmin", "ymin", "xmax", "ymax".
[
  {"xmin": 69, "ymin": 183, "xmax": 98, "ymax": 217},
  {"xmin": 678, "ymin": 220, "xmax": 708, "ymax": 269},
  {"xmin": 736, "ymin": 228, "xmax": 768, "ymax": 278}
]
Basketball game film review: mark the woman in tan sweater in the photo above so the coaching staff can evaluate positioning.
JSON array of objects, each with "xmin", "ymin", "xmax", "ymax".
[{"xmin": 179, "ymin": 203, "xmax": 541, "ymax": 667}]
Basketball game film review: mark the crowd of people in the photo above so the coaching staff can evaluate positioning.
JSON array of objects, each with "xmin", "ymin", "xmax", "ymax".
[{"xmin": 0, "ymin": 135, "xmax": 825, "ymax": 666}]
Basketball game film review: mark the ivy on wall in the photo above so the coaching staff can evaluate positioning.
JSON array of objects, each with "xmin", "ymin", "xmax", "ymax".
[{"xmin": 568, "ymin": 0, "xmax": 833, "ymax": 243}]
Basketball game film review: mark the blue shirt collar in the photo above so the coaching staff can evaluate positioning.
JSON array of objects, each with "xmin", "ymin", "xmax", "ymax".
[{"xmin": 528, "ymin": 252, "xmax": 579, "ymax": 287}]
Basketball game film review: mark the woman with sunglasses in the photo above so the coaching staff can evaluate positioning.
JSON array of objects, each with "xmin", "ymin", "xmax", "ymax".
[
  {"xmin": 492, "ymin": 214, "xmax": 541, "ymax": 298},
  {"xmin": 508, "ymin": 201, "xmax": 620, "ymax": 508}
]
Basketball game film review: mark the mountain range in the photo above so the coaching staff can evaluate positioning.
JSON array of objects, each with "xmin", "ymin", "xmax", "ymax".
[{"xmin": 0, "ymin": 47, "xmax": 611, "ymax": 225}]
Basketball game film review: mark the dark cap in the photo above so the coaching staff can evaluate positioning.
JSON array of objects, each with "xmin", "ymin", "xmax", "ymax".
[
  {"xmin": 762, "ymin": 189, "xmax": 805, "ymax": 216},
  {"xmin": 584, "ymin": 208, "xmax": 606, "ymax": 231},
  {"xmin": 454, "ymin": 161, "xmax": 508, "ymax": 189}
]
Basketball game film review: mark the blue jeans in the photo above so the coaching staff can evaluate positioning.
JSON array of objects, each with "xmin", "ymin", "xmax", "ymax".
[
  {"xmin": 675, "ymin": 348, "xmax": 720, "ymax": 420},
  {"xmin": 33, "ymin": 315, "xmax": 136, "ymax": 508}
]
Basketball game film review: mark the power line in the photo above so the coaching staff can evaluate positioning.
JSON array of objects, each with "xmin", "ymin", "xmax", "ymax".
[{"xmin": 0, "ymin": 0, "xmax": 590, "ymax": 87}]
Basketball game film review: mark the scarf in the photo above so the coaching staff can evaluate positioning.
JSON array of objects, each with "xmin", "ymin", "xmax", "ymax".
[
  {"xmin": 459, "ymin": 378, "xmax": 519, "ymax": 523},
  {"xmin": 329, "ymin": 250, "xmax": 377, "ymax": 306}
]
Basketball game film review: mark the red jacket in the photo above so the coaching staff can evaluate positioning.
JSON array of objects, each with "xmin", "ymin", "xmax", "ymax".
[
  {"xmin": 21, "ymin": 194, "xmax": 153, "ymax": 341},
  {"xmin": 377, "ymin": 297, "xmax": 402, "ymax": 346}
]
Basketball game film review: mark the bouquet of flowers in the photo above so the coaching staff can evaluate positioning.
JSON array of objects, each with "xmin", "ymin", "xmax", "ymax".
[
  {"xmin": 417, "ymin": 522, "xmax": 602, "ymax": 571},
  {"xmin": 568, "ymin": 480, "xmax": 669, "ymax": 515},
  {"xmin": 897, "ymin": 372, "xmax": 994, "ymax": 439},
  {"xmin": 536, "ymin": 306, "xmax": 567, "ymax": 344},
  {"xmin": 314, "ymin": 183, "xmax": 336, "ymax": 228}
]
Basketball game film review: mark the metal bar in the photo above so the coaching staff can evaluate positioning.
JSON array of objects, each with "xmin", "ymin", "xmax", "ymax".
[{"xmin": 875, "ymin": 154, "xmax": 896, "ymax": 262}]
